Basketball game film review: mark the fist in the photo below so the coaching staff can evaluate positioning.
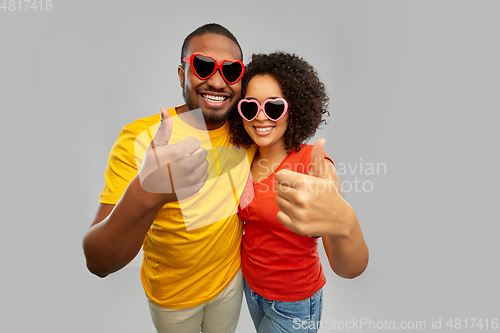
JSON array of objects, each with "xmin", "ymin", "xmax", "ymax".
[{"xmin": 138, "ymin": 108, "xmax": 209, "ymax": 201}]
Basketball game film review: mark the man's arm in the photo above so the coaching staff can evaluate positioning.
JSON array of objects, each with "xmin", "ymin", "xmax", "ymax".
[
  {"xmin": 83, "ymin": 109, "xmax": 209, "ymax": 277},
  {"xmin": 274, "ymin": 139, "xmax": 369, "ymax": 279},
  {"xmin": 83, "ymin": 178, "xmax": 171, "ymax": 277}
]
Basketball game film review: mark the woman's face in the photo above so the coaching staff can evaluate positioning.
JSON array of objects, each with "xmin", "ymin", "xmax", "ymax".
[{"xmin": 242, "ymin": 74, "xmax": 289, "ymax": 150}]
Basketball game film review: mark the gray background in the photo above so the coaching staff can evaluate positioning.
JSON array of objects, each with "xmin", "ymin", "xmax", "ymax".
[{"xmin": 1, "ymin": 0, "xmax": 499, "ymax": 332}]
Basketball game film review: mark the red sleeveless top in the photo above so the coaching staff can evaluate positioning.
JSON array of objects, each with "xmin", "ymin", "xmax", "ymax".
[{"xmin": 239, "ymin": 144, "xmax": 331, "ymax": 301}]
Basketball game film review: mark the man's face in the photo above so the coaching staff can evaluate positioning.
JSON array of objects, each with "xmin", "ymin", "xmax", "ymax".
[{"xmin": 179, "ymin": 33, "xmax": 242, "ymax": 128}]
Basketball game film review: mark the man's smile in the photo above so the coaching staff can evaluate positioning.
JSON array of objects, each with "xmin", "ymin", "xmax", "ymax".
[{"xmin": 198, "ymin": 91, "xmax": 231, "ymax": 108}]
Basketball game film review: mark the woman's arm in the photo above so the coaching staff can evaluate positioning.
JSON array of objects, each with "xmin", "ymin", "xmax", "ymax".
[
  {"xmin": 274, "ymin": 139, "xmax": 369, "ymax": 279},
  {"xmin": 318, "ymin": 167, "xmax": 369, "ymax": 279}
]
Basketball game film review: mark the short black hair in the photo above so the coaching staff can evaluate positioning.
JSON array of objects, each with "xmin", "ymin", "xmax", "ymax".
[
  {"xmin": 229, "ymin": 52, "xmax": 330, "ymax": 153},
  {"xmin": 181, "ymin": 23, "xmax": 243, "ymax": 66}
]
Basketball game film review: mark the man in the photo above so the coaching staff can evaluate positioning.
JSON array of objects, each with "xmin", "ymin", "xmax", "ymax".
[
  {"xmin": 83, "ymin": 23, "xmax": 368, "ymax": 333},
  {"xmin": 84, "ymin": 23, "xmax": 251, "ymax": 333}
]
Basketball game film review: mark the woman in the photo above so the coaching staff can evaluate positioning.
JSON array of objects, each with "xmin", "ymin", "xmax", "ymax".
[{"xmin": 229, "ymin": 52, "xmax": 369, "ymax": 333}]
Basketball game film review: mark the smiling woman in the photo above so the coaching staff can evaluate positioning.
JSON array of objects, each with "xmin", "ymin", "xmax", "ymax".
[
  {"xmin": 229, "ymin": 52, "xmax": 329, "ymax": 152},
  {"xmin": 229, "ymin": 52, "xmax": 369, "ymax": 333},
  {"xmin": 239, "ymin": 75, "xmax": 290, "ymax": 157}
]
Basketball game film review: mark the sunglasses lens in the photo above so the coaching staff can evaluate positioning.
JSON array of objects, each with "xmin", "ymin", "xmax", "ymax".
[
  {"xmin": 239, "ymin": 101, "xmax": 259, "ymax": 121},
  {"xmin": 264, "ymin": 100, "xmax": 286, "ymax": 120},
  {"xmin": 222, "ymin": 61, "xmax": 243, "ymax": 84},
  {"xmin": 192, "ymin": 54, "xmax": 215, "ymax": 78}
]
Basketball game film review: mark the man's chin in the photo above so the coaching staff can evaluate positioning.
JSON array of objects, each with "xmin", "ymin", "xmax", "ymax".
[
  {"xmin": 202, "ymin": 108, "xmax": 232, "ymax": 124},
  {"xmin": 184, "ymin": 94, "xmax": 237, "ymax": 125}
]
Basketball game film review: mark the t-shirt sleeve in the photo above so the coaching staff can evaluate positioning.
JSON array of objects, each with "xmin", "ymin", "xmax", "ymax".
[
  {"xmin": 299, "ymin": 145, "xmax": 334, "ymax": 174},
  {"xmin": 325, "ymin": 153, "xmax": 334, "ymax": 166},
  {"xmin": 99, "ymin": 127, "xmax": 143, "ymax": 204}
]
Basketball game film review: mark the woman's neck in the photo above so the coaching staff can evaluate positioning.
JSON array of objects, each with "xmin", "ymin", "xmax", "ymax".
[
  {"xmin": 258, "ymin": 144, "xmax": 288, "ymax": 163},
  {"xmin": 251, "ymin": 140, "xmax": 289, "ymax": 183}
]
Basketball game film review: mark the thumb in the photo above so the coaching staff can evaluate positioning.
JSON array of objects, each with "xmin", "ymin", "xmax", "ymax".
[
  {"xmin": 309, "ymin": 138, "xmax": 328, "ymax": 178},
  {"xmin": 152, "ymin": 108, "xmax": 173, "ymax": 146}
]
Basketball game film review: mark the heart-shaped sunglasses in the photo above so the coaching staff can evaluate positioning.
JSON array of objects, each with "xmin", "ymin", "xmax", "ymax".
[
  {"xmin": 237, "ymin": 98, "xmax": 289, "ymax": 122},
  {"xmin": 182, "ymin": 52, "xmax": 245, "ymax": 85}
]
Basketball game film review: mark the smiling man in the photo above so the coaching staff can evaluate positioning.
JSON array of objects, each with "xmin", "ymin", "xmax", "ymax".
[
  {"xmin": 179, "ymin": 31, "xmax": 244, "ymax": 129},
  {"xmin": 83, "ymin": 24, "xmax": 253, "ymax": 333},
  {"xmin": 171, "ymin": 31, "xmax": 250, "ymax": 231}
]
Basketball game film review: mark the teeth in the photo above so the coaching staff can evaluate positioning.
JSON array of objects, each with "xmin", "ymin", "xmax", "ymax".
[
  {"xmin": 256, "ymin": 127, "xmax": 273, "ymax": 132},
  {"xmin": 203, "ymin": 94, "xmax": 225, "ymax": 102}
]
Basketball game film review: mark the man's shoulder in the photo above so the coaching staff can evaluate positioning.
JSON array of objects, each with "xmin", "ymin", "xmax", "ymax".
[
  {"xmin": 121, "ymin": 106, "xmax": 182, "ymax": 135},
  {"xmin": 122, "ymin": 113, "xmax": 161, "ymax": 134}
]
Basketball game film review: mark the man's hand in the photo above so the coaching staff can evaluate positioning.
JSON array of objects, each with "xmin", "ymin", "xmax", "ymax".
[
  {"xmin": 275, "ymin": 139, "xmax": 350, "ymax": 238},
  {"xmin": 138, "ymin": 108, "xmax": 209, "ymax": 202}
]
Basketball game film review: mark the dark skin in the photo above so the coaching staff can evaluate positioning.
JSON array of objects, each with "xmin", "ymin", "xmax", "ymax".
[
  {"xmin": 85, "ymin": 181, "xmax": 168, "ymax": 277},
  {"xmin": 177, "ymin": 34, "xmax": 242, "ymax": 130},
  {"xmin": 83, "ymin": 112, "xmax": 208, "ymax": 277},
  {"xmin": 82, "ymin": 33, "xmax": 243, "ymax": 277}
]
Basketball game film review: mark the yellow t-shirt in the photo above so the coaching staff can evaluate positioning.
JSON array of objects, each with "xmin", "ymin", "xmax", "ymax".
[{"xmin": 99, "ymin": 106, "xmax": 256, "ymax": 309}]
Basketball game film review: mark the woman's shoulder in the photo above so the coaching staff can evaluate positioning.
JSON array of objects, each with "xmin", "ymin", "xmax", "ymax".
[
  {"xmin": 280, "ymin": 144, "xmax": 314, "ymax": 174},
  {"xmin": 289, "ymin": 144, "xmax": 314, "ymax": 161}
]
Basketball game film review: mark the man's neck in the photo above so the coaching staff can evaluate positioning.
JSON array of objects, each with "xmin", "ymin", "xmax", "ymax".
[{"xmin": 175, "ymin": 105, "xmax": 226, "ymax": 131}]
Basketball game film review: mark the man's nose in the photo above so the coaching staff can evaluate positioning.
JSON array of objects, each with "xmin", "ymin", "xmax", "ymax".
[{"xmin": 206, "ymin": 69, "xmax": 226, "ymax": 90}]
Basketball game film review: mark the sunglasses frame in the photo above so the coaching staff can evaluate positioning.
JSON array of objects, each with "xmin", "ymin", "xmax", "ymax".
[
  {"xmin": 182, "ymin": 52, "xmax": 245, "ymax": 85},
  {"xmin": 237, "ymin": 98, "xmax": 289, "ymax": 122}
]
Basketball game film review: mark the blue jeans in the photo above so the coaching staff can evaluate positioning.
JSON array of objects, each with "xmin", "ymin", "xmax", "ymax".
[{"xmin": 243, "ymin": 279, "xmax": 323, "ymax": 333}]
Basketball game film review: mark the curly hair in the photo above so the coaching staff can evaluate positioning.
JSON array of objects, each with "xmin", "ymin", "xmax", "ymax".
[{"xmin": 229, "ymin": 52, "xmax": 329, "ymax": 153}]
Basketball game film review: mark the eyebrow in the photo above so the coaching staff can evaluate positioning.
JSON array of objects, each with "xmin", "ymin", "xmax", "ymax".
[{"xmin": 244, "ymin": 97, "xmax": 281, "ymax": 101}]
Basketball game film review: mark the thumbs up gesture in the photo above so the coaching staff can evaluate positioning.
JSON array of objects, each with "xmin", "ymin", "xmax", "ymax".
[
  {"xmin": 138, "ymin": 108, "xmax": 209, "ymax": 202},
  {"xmin": 275, "ymin": 139, "xmax": 348, "ymax": 237}
]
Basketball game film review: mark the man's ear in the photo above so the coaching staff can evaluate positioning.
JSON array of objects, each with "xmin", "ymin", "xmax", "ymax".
[{"xmin": 178, "ymin": 65, "xmax": 184, "ymax": 88}]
